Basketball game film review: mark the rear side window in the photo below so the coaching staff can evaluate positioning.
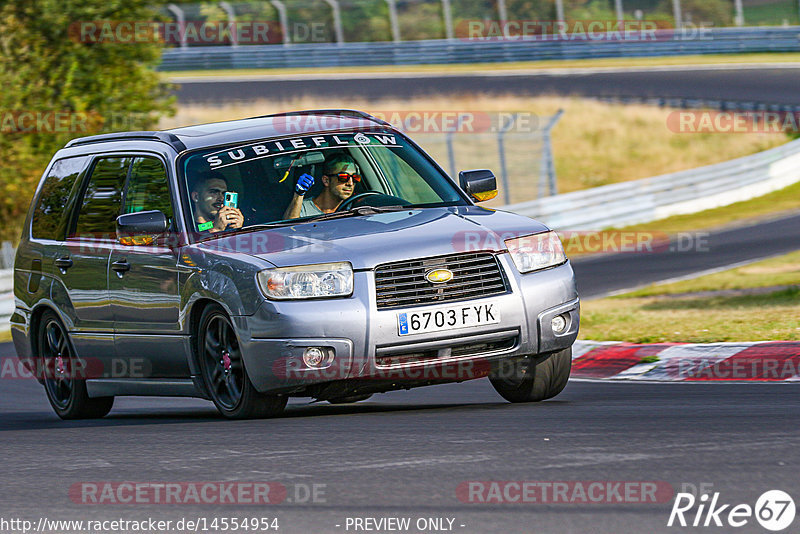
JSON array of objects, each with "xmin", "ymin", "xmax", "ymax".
[
  {"xmin": 72, "ymin": 157, "xmax": 131, "ymax": 239},
  {"xmin": 124, "ymin": 157, "xmax": 173, "ymax": 223},
  {"xmin": 31, "ymin": 156, "xmax": 89, "ymax": 240}
]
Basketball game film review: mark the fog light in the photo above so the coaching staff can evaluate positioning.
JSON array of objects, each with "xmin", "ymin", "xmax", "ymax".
[
  {"xmin": 551, "ymin": 314, "xmax": 568, "ymax": 334},
  {"xmin": 303, "ymin": 347, "xmax": 331, "ymax": 368}
]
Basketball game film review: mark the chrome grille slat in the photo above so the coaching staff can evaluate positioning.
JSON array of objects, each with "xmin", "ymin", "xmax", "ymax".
[
  {"xmin": 374, "ymin": 252, "xmax": 508, "ymax": 309},
  {"xmin": 376, "ymin": 263, "xmax": 499, "ymax": 284},
  {"xmin": 376, "ymin": 270, "xmax": 504, "ymax": 291},
  {"xmin": 379, "ymin": 284, "xmax": 507, "ymax": 305},
  {"xmin": 377, "ymin": 280, "xmax": 506, "ymax": 298},
  {"xmin": 375, "ymin": 255, "xmax": 494, "ymax": 275}
]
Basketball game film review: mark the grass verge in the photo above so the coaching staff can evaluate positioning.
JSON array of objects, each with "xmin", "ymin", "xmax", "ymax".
[
  {"xmin": 0, "ymin": 329, "xmax": 12, "ymax": 343},
  {"xmin": 579, "ymin": 251, "xmax": 800, "ymax": 342},
  {"xmin": 162, "ymin": 52, "xmax": 800, "ymax": 78}
]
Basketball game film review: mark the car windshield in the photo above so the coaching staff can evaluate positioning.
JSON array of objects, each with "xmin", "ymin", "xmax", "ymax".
[{"xmin": 178, "ymin": 130, "xmax": 467, "ymax": 235}]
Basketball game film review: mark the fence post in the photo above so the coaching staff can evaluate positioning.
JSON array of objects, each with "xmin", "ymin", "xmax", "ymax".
[
  {"xmin": 497, "ymin": 0, "xmax": 508, "ymax": 23},
  {"xmin": 734, "ymin": 0, "xmax": 745, "ymax": 25},
  {"xmin": 166, "ymin": 4, "xmax": 188, "ymax": 48},
  {"xmin": 497, "ymin": 114, "xmax": 517, "ymax": 205},
  {"xmin": 270, "ymin": 0, "xmax": 291, "ymax": 44},
  {"xmin": 445, "ymin": 114, "xmax": 469, "ymax": 178},
  {"xmin": 672, "ymin": 0, "xmax": 682, "ymax": 32},
  {"xmin": 615, "ymin": 0, "xmax": 624, "ymax": 22},
  {"xmin": 539, "ymin": 109, "xmax": 564, "ymax": 197},
  {"xmin": 385, "ymin": 0, "xmax": 401, "ymax": 42},
  {"xmin": 441, "ymin": 0, "xmax": 455, "ymax": 40},
  {"xmin": 446, "ymin": 131, "xmax": 457, "ymax": 179},
  {"xmin": 555, "ymin": 0, "xmax": 565, "ymax": 23},
  {"xmin": 0, "ymin": 242, "xmax": 14, "ymax": 270},
  {"xmin": 219, "ymin": 2, "xmax": 239, "ymax": 47},
  {"xmin": 323, "ymin": 0, "xmax": 346, "ymax": 44}
]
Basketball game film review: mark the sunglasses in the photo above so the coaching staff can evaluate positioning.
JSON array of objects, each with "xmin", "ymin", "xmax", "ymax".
[{"xmin": 331, "ymin": 172, "xmax": 362, "ymax": 183}]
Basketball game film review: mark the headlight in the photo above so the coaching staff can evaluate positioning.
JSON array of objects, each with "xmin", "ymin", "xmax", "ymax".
[
  {"xmin": 257, "ymin": 262, "xmax": 353, "ymax": 300},
  {"xmin": 505, "ymin": 231, "xmax": 566, "ymax": 273}
]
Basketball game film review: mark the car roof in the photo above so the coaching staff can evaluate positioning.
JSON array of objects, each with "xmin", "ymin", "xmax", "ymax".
[{"xmin": 64, "ymin": 110, "xmax": 393, "ymax": 152}]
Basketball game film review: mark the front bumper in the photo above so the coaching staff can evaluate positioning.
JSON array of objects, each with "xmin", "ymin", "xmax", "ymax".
[{"xmin": 237, "ymin": 254, "xmax": 579, "ymax": 394}]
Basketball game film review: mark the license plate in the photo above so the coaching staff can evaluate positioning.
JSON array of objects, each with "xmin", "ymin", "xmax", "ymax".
[{"xmin": 397, "ymin": 301, "xmax": 500, "ymax": 336}]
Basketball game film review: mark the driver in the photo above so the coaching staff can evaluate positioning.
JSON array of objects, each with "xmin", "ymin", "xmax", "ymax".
[
  {"xmin": 283, "ymin": 153, "xmax": 360, "ymax": 219},
  {"xmin": 190, "ymin": 171, "xmax": 244, "ymax": 233}
]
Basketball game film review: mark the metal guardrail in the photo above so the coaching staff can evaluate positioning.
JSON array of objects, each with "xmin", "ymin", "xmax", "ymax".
[
  {"xmin": 501, "ymin": 137, "xmax": 800, "ymax": 230},
  {"xmin": 159, "ymin": 26, "xmax": 800, "ymax": 70},
  {"xmin": 0, "ymin": 269, "xmax": 13, "ymax": 334}
]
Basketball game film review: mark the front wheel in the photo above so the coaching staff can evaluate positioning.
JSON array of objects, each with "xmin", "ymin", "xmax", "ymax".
[
  {"xmin": 196, "ymin": 304, "xmax": 286, "ymax": 419},
  {"xmin": 489, "ymin": 347, "xmax": 572, "ymax": 403},
  {"xmin": 38, "ymin": 310, "xmax": 114, "ymax": 419}
]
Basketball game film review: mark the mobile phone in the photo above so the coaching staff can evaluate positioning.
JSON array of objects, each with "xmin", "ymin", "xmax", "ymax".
[{"xmin": 224, "ymin": 192, "xmax": 238, "ymax": 209}]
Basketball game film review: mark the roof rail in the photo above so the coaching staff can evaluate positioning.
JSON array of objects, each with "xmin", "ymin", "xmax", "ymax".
[
  {"xmin": 259, "ymin": 109, "xmax": 392, "ymax": 127},
  {"xmin": 65, "ymin": 131, "xmax": 187, "ymax": 151}
]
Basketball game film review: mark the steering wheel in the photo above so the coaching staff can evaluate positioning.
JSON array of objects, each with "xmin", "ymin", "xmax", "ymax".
[{"xmin": 336, "ymin": 191, "xmax": 384, "ymax": 212}]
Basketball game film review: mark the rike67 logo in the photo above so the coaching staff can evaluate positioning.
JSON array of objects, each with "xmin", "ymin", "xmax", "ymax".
[{"xmin": 668, "ymin": 489, "xmax": 796, "ymax": 531}]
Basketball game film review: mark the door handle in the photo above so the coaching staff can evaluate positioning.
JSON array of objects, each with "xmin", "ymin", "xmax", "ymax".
[
  {"xmin": 55, "ymin": 257, "xmax": 73, "ymax": 273},
  {"xmin": 111, "ymin": 259, "xmax": 131, "ymax": 275}
]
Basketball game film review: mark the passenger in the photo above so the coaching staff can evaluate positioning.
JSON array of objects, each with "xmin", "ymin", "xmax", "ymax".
[
  {"xmin": 190, "ymin": 172, "xmax": 244, "ymax": 233},
  {"xmin": 283, "ymin": 153, "xmax": 361, "ymax": 219}
]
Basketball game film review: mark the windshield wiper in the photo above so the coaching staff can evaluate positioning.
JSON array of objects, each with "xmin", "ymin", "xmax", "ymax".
[
  {"xmin": 238, "ymin": 220, "xmax": 299, "ymax": 232},
  {"xmin": 304, "ymin": 205, "xmax": 411, "ymax": 223}
]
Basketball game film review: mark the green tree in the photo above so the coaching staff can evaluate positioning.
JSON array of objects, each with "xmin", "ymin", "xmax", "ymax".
[{"xmin": 0, "ymin": 0, "xmax": 174, "ymax": 240}]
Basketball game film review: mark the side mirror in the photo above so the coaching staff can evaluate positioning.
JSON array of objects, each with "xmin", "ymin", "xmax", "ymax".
[
  {"xmin": 116, "ymin": 210, "xmax": 168, "ymax": 246},
  {"xmin": 458, "ymin": 169, "xmax": 498, "ymax": 203}
]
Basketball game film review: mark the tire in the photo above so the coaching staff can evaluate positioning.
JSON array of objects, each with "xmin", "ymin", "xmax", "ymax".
[
  {"xmin": 327, "ymin": 393, "xmax": 373, "ymax": 404},
  {"xmin": 196, "ymin": 304, "xmax": 286, "ymax": 419},
  {"xmin": 489, "ymin": 347, "xmax": 572, "ymax": 403},
  {"xmin": 38, "ymin": 310, "xmax": 114, "ymax": 419}
]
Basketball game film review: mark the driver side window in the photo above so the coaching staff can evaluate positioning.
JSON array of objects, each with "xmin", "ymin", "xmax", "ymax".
[{"xmin": 124, "ymin": 157, "xmax": 174, "ymax": 227}]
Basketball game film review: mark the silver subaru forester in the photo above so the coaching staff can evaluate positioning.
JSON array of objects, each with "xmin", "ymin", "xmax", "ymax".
[{"xmin": 11, "ymin": 110, "xmax": 579, "ymax": 419}]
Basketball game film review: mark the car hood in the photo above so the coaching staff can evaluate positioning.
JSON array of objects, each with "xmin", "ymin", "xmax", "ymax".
[{"xmin": 201, "ymin": 206, "xmax": 550, "ymax": 269}]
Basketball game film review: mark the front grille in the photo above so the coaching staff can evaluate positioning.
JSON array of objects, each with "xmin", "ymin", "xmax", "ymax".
[
  {"xmin": 374, "ymin": 252, "xmax": 508, "ymax": 309},
  {"xmin": 375, "ymin": 334, "xmax": 518, "ymax": 367}
]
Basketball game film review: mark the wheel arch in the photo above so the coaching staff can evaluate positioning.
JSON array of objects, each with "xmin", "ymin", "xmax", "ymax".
[{"xmin": 28, "ymin": 304, "xmax": 70, "ymax": 386}]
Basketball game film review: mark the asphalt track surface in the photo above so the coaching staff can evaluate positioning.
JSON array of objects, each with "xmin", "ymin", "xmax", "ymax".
[
  {"xmin": 2, "ymin": 338, "xmax": 799, "ymax": 534},
  {"xmin": 571, "ymin": 210, "xmax": 800, "ymax": 298},
  {"xmin": 173, "ymin": 66, "xmax": 800, "ymax": 105},
  {"xmin": 2, "ymin": 212, "xmax": 799, "ymax": 533}
]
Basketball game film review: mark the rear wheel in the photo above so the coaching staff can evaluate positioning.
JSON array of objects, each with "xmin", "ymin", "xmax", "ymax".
[
  {"xmin": 197, "ymin": 304, "xmax": 286, "ymax": 419},
  {"xmin": 38, "ymin": 311, "xmax": 114, "ymax": 419},
  {"xmin": 489, "ymin": 347, "xmax": 572, "ymax": 403}
]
